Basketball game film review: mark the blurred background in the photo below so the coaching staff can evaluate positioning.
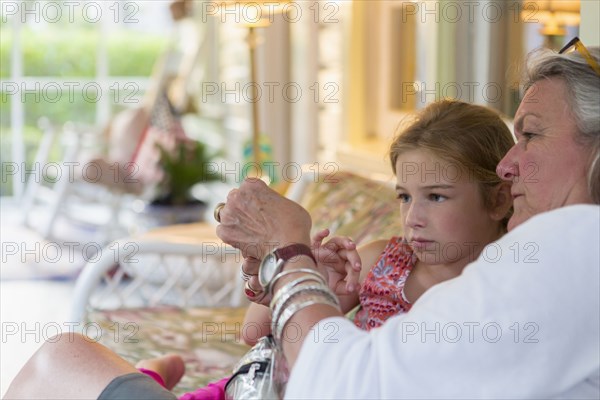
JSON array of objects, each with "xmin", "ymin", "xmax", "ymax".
[
  {"xmin": 0, "ymin": 0, "xmax": 598, "ymax": 394},
  {"xmin": 2, "ymin": 0, "xmax": 597, "ymax": 200}
]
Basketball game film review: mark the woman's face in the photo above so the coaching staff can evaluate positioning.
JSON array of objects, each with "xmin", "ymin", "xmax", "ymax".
[
  {"xmin": 496, "ymin": 78, "xmax": 593, "ymax": 231},
  {"xmin": 395, "ymin": 149, "xmax": 501, "ymax": 267}
]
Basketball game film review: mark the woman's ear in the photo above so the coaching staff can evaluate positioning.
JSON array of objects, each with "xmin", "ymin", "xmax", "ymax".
[{"xmin": 488, "ymin": 182, "xmax": 513, "ymax": 221}]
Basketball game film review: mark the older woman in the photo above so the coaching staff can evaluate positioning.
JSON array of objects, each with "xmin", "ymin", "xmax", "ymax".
[
  {"xmin": 215, "ymin": 42, "xmax": 600, "ymax": 398},
  {"xmin": 5, "ymin": 43, "xmax": 599, "ymax": 399}
]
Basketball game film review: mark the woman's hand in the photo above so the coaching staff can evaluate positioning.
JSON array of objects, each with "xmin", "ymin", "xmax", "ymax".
[
  {"xmin": 312, "ymin": 229, "xmax": 362, "ymax": 295},
  {"xmin": 216, "ymin": 178, "xmax": 312, "ymax": 261},
  {"xmin": 241, "ymin": 257, "xmax": 271, "ymax": 306}
]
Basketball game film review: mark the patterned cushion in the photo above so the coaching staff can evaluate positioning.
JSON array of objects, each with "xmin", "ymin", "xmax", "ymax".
[
  {"xmin": 299, "ymin": 171, "xmax": 402, "ymax": 244},
  {"xmin": 89, "ymin": 171, "xmax": 402, "ymax": 394}
]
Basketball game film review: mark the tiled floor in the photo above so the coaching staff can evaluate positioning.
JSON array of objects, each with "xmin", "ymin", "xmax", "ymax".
[
  {"xmin": 1, "ymin": 280, "xmax": 74, "ymax": 396},
  {"xmin": 0, "ymin": 200, "xmax": 79, "ymax": 396}
]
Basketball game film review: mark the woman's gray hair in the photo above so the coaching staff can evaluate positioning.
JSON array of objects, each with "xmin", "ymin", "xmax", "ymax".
[{"xmin": 523, "ymin": 46, "xmax": 600, "ymax": 204}]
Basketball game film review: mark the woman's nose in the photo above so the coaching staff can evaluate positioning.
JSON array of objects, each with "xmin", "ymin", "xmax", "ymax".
[{"xmin": 497, "ymin": 146, "xmax": 520, "ymax": 181}]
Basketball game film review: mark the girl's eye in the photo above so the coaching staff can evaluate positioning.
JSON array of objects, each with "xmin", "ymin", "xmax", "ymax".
[
  {"xmin": 429, "ymin": 194, "xmax": 446, "ymax": 202},
  {"xmin": 396, "ymin": 193, "xmax": 410, "ymax": 203}
]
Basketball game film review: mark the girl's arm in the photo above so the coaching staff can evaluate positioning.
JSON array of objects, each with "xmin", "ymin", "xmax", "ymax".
[
  {"xmin": 336, "ymin": 239, "xmax": 388, "ymax": 313},
  {"xmin": 242, "ymin": 302, "xmax": 271, "ymax": 346}
]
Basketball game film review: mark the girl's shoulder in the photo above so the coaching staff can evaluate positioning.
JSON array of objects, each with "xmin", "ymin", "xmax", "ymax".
[
  {"xmin": 359, "ymin": 237, "xmax": 412, "ymax": 263},
  {"xmin": 359, "ymin": 239, "xmax": 390, "ymax": 255},
  {"xmin": 356, "ymin": 239, "xmax": 389, "ymax": 268}
]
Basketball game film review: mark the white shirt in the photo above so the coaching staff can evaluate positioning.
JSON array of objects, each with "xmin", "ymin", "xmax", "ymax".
[{"xmin": 286, "ymin": 205, "xmax": 600, "ymax": 399}]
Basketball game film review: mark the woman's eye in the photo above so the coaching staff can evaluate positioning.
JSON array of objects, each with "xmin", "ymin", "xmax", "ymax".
[
  {"xmin": 522, "ymin": 132, "xmax": 536, "ymax": 141},
  {"xmin": 429, "ymin": 194, "xmax": 446, "ymax": 202},
  {"xmin": 396, "ymin": 193, "xmax": 410, "ymax": 202}
]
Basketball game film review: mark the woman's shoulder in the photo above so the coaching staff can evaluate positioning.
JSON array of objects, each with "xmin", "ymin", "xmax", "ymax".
[{"xmin": 507, "ymin": 205, "xmax": 599, "ymax": 239}]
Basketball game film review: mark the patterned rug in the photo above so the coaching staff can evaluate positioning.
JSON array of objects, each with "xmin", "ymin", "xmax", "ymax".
[{"xmin": 91, "ymin": 306, "xmax": 250, "ymax": 395}]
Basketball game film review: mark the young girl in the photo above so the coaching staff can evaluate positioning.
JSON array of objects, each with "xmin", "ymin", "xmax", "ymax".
[{"xmin": 137, "ymin": 99, "xmax": 515, "ymax": 396}]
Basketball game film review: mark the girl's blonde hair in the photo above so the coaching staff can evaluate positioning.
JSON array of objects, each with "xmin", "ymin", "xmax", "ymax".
[{"xmin": 389, "ymin": 100, "xmax": 515, "ymax": 227}]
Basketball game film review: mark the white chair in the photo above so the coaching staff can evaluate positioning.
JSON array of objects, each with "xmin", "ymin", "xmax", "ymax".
[
  {"xmin": 21, "ymin": 120, "xmax": 140, "ymax": 245},
  {"xmin": 70, "ymin": 223, "xmax": 245, "ymax": 323},
  {"xmin": 69, "ymin": 166, "xmax": 327, "ymax": 322}
]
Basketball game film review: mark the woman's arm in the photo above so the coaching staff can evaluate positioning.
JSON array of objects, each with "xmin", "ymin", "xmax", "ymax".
[
  {"xmin": 271, "ymin": 255, "xmax": 343, "ymax": 366},
  {"xmin": 242, "ymin": 239, "xmax": 388, "ymax": 345},
  {"xmin": 285, "ymin": 206, "xmax": 600, "ymax": 398}
]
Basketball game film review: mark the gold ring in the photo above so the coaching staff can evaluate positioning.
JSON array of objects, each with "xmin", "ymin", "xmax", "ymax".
[
  {"xmin": 246, "ymin": 280, "xmax": 262, "ymax": 293},
  {"xmin": 214, "ymin": 202, "xmax": 226, "ymax": 223},
  {"xmin": 244, "ymin": 280, "xmax": 267, "ymax": 302}
]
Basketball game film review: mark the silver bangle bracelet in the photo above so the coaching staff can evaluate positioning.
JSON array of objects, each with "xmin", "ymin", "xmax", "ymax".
[
  {"xmin": 269, "ymin": 268, "xmax": 326, "ymax": 295},
  {"xmin": 274, "ymin": 294, "xmax": 341, "ymax": 342},
  {"xmin": 270, "ymin": 275, "xmax": 324, "ymax": 311},
  {"xmin": 271, "ymin": 282, "xmax": 329, "ymax": 328},
  {"xmin": 271, "ymin": 283, "xmax": 339, "ymax": 334},
  {"xmin": 271, "ymin": 282, "xmax": 338, "ymax": 330}
]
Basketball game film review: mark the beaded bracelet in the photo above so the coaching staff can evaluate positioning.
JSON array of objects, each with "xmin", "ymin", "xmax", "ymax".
[{"xmin": 274, "ymin": 293, "xmax": 341, "ymax": 342}]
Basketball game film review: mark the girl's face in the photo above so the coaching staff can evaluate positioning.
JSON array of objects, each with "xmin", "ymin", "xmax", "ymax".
[{"xmin": 395, "ymin": 149, "xmax": 500, "ymax": 267}]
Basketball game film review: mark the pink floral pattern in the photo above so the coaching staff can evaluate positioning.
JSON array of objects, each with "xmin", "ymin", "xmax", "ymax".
[{"xmin": 354, "ymin": 237, "xmax": 416, "ymax": 330}]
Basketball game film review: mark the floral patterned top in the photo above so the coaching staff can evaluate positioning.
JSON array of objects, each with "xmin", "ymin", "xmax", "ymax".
[{"xmin": 353, "ymin": 236, "xmax": 417, "ymax": 330}]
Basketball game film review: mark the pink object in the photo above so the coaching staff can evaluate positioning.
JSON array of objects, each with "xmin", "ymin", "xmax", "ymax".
[
  {"xmin": 178, "ymin": 377, "xmax": 229, "ymax": 400},
  {"xmin": 354, "ymin": 236, "xmax": 415, "ymax": 330},
  {"xmin": 138, "ymin": 367, "xmax": 167, "ymax": 388}
]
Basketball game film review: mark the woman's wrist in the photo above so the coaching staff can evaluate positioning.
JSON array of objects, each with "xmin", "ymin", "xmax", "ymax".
[
  {"xmin": 268, "ymin": 255, "xmax": 340, "ymax": 344},
  {"xmin": 271, "ymin": 255, "xmax": 322, "ymax": 294}
]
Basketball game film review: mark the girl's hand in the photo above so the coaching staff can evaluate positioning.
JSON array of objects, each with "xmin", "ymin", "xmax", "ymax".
[{"xmin": 312, "ymin": 229, "xmax": 362, "ymax": 296}]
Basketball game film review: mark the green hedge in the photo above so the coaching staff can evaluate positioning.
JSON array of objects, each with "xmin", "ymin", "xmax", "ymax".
[
  {"xmin": 0, "ymin": 24, "xmax": 167, "ymax": 195},
  {"xmin": 1, "ymin": 26, "xmax": 167, "ymax": 78}
]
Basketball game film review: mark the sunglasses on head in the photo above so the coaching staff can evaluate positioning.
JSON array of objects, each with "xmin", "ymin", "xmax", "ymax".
[{"xmin": 558, "ymin": 37, "xmax": 600, "ymax": 76}]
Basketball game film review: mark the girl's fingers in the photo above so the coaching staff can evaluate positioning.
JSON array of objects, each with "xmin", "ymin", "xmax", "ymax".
[
  {"xmin": 323, "ymin": 236, "xmax": 357, "ymax": 253},
  {"xmin": 344, "ymin": 264, "xmax": 361, "ymax": 293},
  {"xmin": 311, "ymin": 228, "xmax": 330, "ymax": 249},
  {"xmin": 343, "ymin": 248, "xmax": 362, "ymax": 271},
  {"xmin": 321, "ymin": 246, "xmax": 362, "ymax": 274}
]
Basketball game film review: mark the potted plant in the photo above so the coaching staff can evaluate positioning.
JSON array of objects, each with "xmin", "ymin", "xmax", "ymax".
[{"xmin": 143, "ymin": 138, "xmax": 222, "ymax": 226}]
